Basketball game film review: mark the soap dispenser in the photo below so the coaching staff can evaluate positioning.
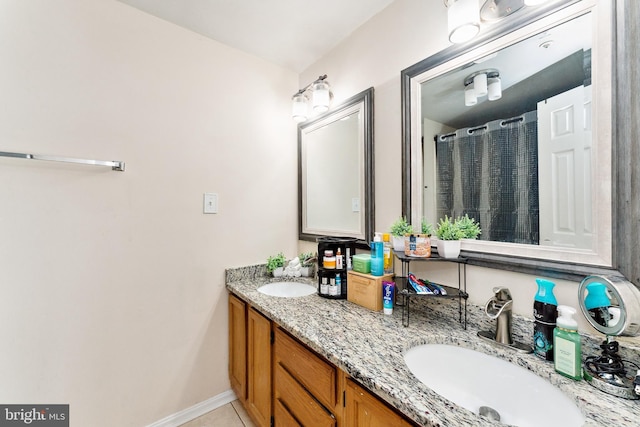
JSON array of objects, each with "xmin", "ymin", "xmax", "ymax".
[
  {"xmin": 370, "ymin": 232, "xmax": 384, "ymax": 276},
  {"xmin": 554, "ymin": 305, "xmax": 582, "ymax": 380}
]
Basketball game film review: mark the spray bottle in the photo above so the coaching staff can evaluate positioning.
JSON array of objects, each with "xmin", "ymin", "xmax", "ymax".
[{"xmin": 533, "ymin": 278, "xmax": 558, "ymax": 361}]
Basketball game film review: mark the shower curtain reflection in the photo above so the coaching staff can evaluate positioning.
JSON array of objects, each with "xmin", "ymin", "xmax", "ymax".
[{"xmin": 436, "ymin": 111, "xmax": 539, "ymax": 244}]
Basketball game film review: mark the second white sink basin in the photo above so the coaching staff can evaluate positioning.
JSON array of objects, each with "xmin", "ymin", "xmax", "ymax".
[
  {"xmin": 404, "ymin": 344, "xmax": 585, "ymax": 426},
  {"xmin": 258, "ymin": 282, "xmax": 316, "ymax": 298}
]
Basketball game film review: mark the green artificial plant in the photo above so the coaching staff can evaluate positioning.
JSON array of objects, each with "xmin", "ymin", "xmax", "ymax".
[
  {"xmin": 266, "ymin": 252, "xmax": 287, "ymax": 273},
  {"xmin": 389, "ymin": 216, "xmax": 413, "ymax": 237}
]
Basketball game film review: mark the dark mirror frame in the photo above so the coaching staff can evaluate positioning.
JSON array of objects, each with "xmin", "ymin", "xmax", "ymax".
[
  {"xmin": 298, "ymin": 87, "xmax": 374, "ymax": 248},
  {"xmin": 401, "ymin": 0, "xmax": 639, "ymax": 285}
]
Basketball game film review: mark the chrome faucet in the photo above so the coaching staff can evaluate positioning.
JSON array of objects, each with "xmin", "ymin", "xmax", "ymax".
[{"xmin": 478, "ymin": 287, "xmax": 532, "ymax": 353}]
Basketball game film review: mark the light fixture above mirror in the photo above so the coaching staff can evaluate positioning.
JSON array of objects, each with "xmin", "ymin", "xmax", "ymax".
[
  {"xmin": 445, "ymin": 0, "xmax": 556, "ymax": 44},
  {"xmin": 291, "ymin": 74, "xmax": 333, "ymax": 122}
]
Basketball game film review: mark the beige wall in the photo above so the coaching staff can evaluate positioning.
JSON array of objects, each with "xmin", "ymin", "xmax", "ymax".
[
  {"xmin": 0, "ymin": 0, "xmax": 298, "ymax": 425},
  {"xmin": 299, "ymin": 0, "xmax": 637, "ymax": 336}
]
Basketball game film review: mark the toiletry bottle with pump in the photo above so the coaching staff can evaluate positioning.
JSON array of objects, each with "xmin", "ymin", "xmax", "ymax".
[
  {"xmin": 382, "ymin": 233, "xmax": 394, "ymax": 274},
  {"xmin": 370, "ymin": 232, "xmax": 384, "ymax": 276},
  {"xmin": 533, "ymin": 278, "xmax": 558, "ymax": 361},
  {"xmin": 553, "ymin": 305, "xmax": 582, "ymax": 380}
]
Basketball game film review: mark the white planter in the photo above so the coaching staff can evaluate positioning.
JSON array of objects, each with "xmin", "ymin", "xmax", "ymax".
[
  {"xmin": 272, "ymin": 267, "xmax": 284, "ymax": 277},
  {"xmin": 436, "ymin": 239, "xmax": 461, "ymax": 259},
  {"xmin": 392, "ymin": 235, "xmax": 405, "ymax": 252}
]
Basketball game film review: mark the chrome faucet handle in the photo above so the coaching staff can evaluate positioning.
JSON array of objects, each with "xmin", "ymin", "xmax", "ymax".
[{"xmin": 492, "ymin": 286, "xmax": 512, "ymax": 302}]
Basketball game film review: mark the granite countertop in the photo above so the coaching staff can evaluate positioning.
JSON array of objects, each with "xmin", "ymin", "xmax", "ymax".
[{"xmin": 226, "ymin": 265, "xmax": 640, "ymax": 427}]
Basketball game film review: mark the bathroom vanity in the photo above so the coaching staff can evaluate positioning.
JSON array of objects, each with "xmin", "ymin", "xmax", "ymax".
[{"xmin": 226, "ymin": 265, "xmax": 640, "ymax": 427}]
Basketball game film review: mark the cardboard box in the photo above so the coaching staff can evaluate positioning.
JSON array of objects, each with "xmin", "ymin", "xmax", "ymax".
[{"xmin": 347, "ymin": 271, "xmax": 394, "ymax": 311}]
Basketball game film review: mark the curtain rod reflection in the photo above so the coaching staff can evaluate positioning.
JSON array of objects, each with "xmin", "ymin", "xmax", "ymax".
[{"xmin": 436, "ymin": 114, "xmax": 527, "ymax": 142}]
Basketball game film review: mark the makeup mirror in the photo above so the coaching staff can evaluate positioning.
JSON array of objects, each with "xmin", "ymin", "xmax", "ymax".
[{"xmin": 578, "ymin": 275, "xmax": 640, "ymax": 400}]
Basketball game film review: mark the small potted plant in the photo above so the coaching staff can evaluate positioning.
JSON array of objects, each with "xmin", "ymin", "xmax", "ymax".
[
  {"xmin": 456, "ymin": 214, "xmax": 482, "ymax": 239},
  {"xmin": 298, "ymin": 251, "xmax": 317, "ymax": 277},
  {"xmin": 421, "ymin": 218, "xmax": 434, "ymax": 236},
  {"xmin": 434, "ymin": 215, "xmax": 482, "ymax": 258},
  {"xmin": 389, "ymin": 216, "xmax": 413, "ymax": 252},
  {"xmin": 266, "ymin": 252, "xmax": 287, "ymax": 277},
  {"xmin": 435, "ymin": 216, "xmax": 465, "ymax": 258}
]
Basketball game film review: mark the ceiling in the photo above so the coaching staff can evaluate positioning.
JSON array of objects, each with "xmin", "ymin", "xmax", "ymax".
[{"xmin": 116, "ymin": 0, "xmax": 395, "ymax": 73}]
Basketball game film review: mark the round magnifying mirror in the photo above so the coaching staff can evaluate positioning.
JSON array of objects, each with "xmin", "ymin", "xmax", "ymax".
[{"xmin": 578, "ymin": 275, "xmax": 640, "ymax": 337}]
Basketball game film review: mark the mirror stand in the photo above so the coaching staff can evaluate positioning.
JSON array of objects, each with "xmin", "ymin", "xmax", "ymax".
[{"xmin": 579, "ymin": 275, "xmax": 640, "ymax": 400}]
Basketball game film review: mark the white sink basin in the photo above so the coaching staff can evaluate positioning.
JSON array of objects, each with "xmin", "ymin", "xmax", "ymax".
[
  {"xmin": 257, "ymin": 282, "xmax": 316, "ymax": 298},
  {"xmin": 404, "ymin": 344, "xmax": 585, "ymax": 426}
]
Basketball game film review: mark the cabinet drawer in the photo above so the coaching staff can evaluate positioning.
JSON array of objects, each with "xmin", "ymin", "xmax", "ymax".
[
  {"xmin": 274, "ymin": 364, "xmax": 336, "ymax": 427},
  {"xmin": 347, "ymin": 271, "xmax": 394, "ymax": 311},
  {"xmin": 275, "ymin": 327, "xmax": 337, "ymax": 409}
]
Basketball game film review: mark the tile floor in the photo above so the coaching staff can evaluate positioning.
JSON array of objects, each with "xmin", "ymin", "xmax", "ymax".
[{"xmin": 179, "ymin": 400, "xmax": 255, "ymax": 427}]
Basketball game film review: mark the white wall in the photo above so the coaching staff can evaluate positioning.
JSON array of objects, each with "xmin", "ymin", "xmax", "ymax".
[
  {"xmin": 299, "ymin": 0, "xmax": 639, "ymax": 338},
  {"xmin": 0, "ymin": 0, "xmax": 298, "ymax": 425}
]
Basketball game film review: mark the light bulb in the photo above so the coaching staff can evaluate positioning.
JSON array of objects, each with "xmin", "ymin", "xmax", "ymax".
[
  {"xmin": 473, "ymin": 73, "xmax": 488, "ymax": 97},
  {"xmin": 312, "ymin": 80, "xmax": 331, "ymax": 113},
  {"xmin": 465, "ymin": 84, "xmax": 477, "ymax": 106},
  {"xmin": 448, "ymin": 0, "xmax": 481, "ymax": 44},
  {"xmin": 292, "ymin": 93, "xmax": 308, "ymax": 122},
  {"xmin": 488, "ymin": 76, "xmax": 502, "ymax": 101}
]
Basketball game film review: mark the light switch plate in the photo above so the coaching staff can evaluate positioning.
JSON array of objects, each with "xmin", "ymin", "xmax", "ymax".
[
  {"xmin": 352, "ymin": 197, "xmax": 361, "ymax": 212},
  {"xmin": 203, "ymin": 193, "xmax": 218, "ymax": 214}
]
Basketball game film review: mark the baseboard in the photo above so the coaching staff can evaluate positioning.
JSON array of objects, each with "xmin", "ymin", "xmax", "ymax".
[{"xmin": 147, "ymin": 389, "xmax": 237, "ymax": 427}]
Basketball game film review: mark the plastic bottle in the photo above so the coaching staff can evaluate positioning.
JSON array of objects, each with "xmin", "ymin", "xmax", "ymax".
[
  {"xmin": 553, "ymin": 305, "xmax": 582, "ymax": 380},
  {"xmin": 336, "ymin": 247, "xmax": 344, "ymax": 269},
  {"xmin": 370, "ymin": 232, "xmax": 384, "ymax": 276},
  {"xmin": 533, "ymin": 278, "xmax": 558, "ymax": 361},
  {"xmin": 382, "ymin": 233, "xmax": 394, "ymax": 274}
]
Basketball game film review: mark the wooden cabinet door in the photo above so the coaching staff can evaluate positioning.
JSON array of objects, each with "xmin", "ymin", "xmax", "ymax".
[
  {"xmin": 344, "ymin": 379, "xmax": 412, "ymax": 427},
  {"xmin": 228, "ymin": 294, "xmax": 247, "ymax": 401},
  {"xmin": 246, "ymin": 307, "xmax": 272, "ymax": 427}
]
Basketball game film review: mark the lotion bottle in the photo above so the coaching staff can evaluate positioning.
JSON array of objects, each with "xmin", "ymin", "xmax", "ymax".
[
  {"xmin": 370, "ymin": 232, "xmax": 384, "ymax": 276},
  {"xmin": 553, "ymin": 305, "xmax": 582, "ymax": 380}
]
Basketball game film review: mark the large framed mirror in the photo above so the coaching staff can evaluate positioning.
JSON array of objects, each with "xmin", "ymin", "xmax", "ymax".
[
  {"xmin": 299, "ymin": 87, "xmax": 374, "ymax": 246},
  {"xmin": 401, "ymin": 0, "xmax": 620, "ymax": 280}
]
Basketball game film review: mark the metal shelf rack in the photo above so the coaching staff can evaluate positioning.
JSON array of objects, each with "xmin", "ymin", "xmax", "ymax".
[{"xmin": 394, "ymin": 250, "xmax": 468, "ymax": 328}]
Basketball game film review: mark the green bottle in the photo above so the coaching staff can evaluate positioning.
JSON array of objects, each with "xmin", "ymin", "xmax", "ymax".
[{"xmin": 553, "ymin": 305, "xmax": 582, "ymax": 380}]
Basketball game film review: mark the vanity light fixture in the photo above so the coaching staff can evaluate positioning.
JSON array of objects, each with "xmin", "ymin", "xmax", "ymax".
[
  {"xmin": 445, "ymin": 0, "xmax": 481, "ymax": 44},
  {"xmin": 291, "ymin": 74, "xmax": 332, "ymax": 122},
  {"xmin": 464, "ymin": 69, "xmax": 501, "ymax": 106},
  {"xmin": 447, "ymin": 0, "xmax": 555, "ymax": 44}
]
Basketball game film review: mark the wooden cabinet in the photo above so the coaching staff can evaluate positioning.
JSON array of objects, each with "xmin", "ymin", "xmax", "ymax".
[
  {"xmin": 228, "ymin": 294, "xmax": 247, "ymax": 401},
  {"xmin": 228, "ymin": 293, "xmax": 415, "ymax": 427},
  {"xmin": 344, "ymin": 379, "xmax": 413, "ymax": 427},
  {"xmin": 274, "ymin": 327, "xmax": 338, "ymax": 426},
  {"xmin": 246, "ymin": 307, "xmax": 272, "ymax": 427},
  {"xmin": 228, "ymin": 294, "xmax": 272, "ymax": 427}
]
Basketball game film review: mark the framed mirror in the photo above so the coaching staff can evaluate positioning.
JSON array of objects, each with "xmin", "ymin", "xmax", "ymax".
[
  {"xmin": 299, "ymin": 87, "xmax": 374, "ymax": 245},
  {"xmin": 401, "ymin": 0, "xmax": 616, "ymax": 279}
]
